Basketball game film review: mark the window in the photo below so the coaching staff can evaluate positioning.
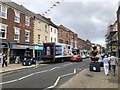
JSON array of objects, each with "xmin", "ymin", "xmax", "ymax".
[
  {"xmin": 14, "ymin": 27, "xmax": 20, "ymax": 41},
  {"xmin": 37, "ymin": 21, "xmax": 41, "ymax": 30},
  {"xmin": 38, "ymin": 34, "xmax": 40, "ymax": 44},
  {"xmin": 0, "ymin": 24, "xmax": 7, "ymax": 39},
  {"xmin": 25, "ymin": 16, "xmax": 30, "ymax": 26},
  {"xmin": 54, "ymin": 29, "xmax": 56, "ymax": 33},
  {"xmin": 66, "ymin": 33, "xmax": 68, "ymax": 38},
  {"xmin": 54, "ymin": 38, "xmax": 56, "ymax": 42},
  {"xmin": 51, "ymin": 37, "xmax": 52, "ymax": 42},
  {"xmin": 51, "ymin": 28, "xmax": 52, "ymax": 32},
  {"xmin": 45, "ymin": 36, "xmax": 47, "ymax": 42},
  {"xmin": 60, "ymin": 30, "xmax": 62, "ymax": 36},
  {"xmin": 0, "ymin": 4, "xmax": 7, "ymax": 19},
  {"xmin": 45, "ymin": 25, "xmax": 48, "ymax": 32},
  {"xmin": 25, "ymin": 30, "xmax": 30, "ymax": 42},
  {"xmin": 119, "ymin": 14, "xmax": 120, "ymax": 23},
  {"xmin": 14, "ymin": 10, "xmax": 20, "ymax": 23}
]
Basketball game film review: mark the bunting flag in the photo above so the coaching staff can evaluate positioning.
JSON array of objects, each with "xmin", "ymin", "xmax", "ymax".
[
  {"xmin": 47, "ymin": 9, "xmax": 50, "ymax": 11},
  {"xmin": 56, "ymin": 1, "xmax": 60, "ymax": 4},
  {"xmin": 53, "ymin": 4, "xmax": 56, "ymax": 7},
  {"xmin": 42, "ymin": 0, "xmax": 64, "ymax": 16}
]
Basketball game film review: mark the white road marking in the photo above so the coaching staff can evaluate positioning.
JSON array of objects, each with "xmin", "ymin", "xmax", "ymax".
[
  {"xmin": 1, "ymin": 67, "xmax": 61, "ymax": 85},
  {"xmin": 63, "ymin": 63, "xmax": 73, "ymax": 67},
  {"xmin": 1, "ymin": 63, "xmax": 79, "ymax": 85},
  {"xmin": 0, "ymin": 79, "xmax": 17, "ymax": 85},
  {"xmin": 44, "ymin": 69, "xmax": 82, "ymax": 90},
  {"xmin": 49, "ymin": 67, "xmax": 60, "ymax": 71},
  {"xmin": 18, "ymin": 73, "xmax": 34, "ymax": 80}
]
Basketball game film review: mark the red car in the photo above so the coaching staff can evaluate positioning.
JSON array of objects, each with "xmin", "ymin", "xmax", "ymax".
[{"xmin": 70, "ymin": 55, "xmax": 83, "ymax": 62}]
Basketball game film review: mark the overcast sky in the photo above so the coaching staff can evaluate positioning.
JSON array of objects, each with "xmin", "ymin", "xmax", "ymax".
[{"xmin": 11, "ymin": 0, "xmax": 118, "ymax": 46}]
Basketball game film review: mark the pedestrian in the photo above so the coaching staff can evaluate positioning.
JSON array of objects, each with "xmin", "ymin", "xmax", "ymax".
[
  {"xmin": 102, "ymin": 55, "xmax": 109, "ymax": 76},
  {"xmin": 2, "ymin": 53, "xmax": 8, "ymax": 67},
  {"xmin": 109, "ymin": 53, "xmax": 118, "ymax": 76},
  {"xmin": 108, "ymin": 54, "xmax": 111, "ymax": 70}
]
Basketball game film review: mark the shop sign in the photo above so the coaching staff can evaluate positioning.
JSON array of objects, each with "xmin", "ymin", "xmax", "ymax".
[
  {"xmin": 35, "ymin": 46, "xmax": 43, "ymax": 50},
  {"xmin": 0, "ymin": 43, "xmax": 8, "ymax": 48},
  {"xmin": 10, "ymin": 44, "xmax": 34, "ymax": 49}
]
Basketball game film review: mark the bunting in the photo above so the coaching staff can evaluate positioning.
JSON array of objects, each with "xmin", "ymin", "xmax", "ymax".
[{"xmin": 42, "ymin": 0, "xmax": 64, "ymax": 16}]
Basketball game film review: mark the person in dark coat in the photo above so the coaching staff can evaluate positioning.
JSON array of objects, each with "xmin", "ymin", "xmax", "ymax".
[{"xmin": 2, "ymin": 53, "xmax": 8, "ymax": 67}]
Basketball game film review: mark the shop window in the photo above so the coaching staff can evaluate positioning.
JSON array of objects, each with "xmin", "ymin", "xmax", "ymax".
[
  {"xmin": 25, "ymin": 30, "xmax": 30, "ymax": 42},
  {"xmin": 0, "ymin": 4, "xmax": 7, "ymax": 19},
  {"xmin": 14, "ymin": 27, "xmax": 20, "ymax": 41},
  {"xmin": 0, "ymin": 24, "xmax": 7, "ymax": 39}
]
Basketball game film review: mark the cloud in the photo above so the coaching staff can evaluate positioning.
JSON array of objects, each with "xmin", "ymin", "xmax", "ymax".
[{"xmin": 12, "ymin": 0, "xmax": 118, "ymax": 46}]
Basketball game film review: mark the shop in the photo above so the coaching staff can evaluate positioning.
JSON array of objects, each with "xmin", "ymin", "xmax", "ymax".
[
  {"xmin": 34, "ymin": 45, "xmax": 43, "ymax": 61},
  {"xmin": 0, "ymin": 42, "xmax": 9, "ymax": 64},
  {"xmin": 9, "ymin": 43, "xmax": 34, "ymax": 64},
  {"xmin": 0, "ymin": 42, "xmax": 9, "ymax": 54}
]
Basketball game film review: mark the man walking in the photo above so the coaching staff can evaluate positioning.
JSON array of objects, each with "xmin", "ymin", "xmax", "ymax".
[
  {"xmin": 2, "ymin": 53, "xmax": 8, "ymax": 67},
  {"xmin": 109, "ymin": 53, "xmax": 118, "ymax": 76}
]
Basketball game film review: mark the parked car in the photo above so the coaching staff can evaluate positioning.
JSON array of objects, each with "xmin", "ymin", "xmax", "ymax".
[{"xmin": 70, "ymin": 55, "xmax": 83, "ymax": 62}]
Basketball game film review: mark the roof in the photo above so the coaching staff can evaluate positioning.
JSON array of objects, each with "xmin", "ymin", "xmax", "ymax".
[
  {"xmin": 35, "ymin": 14, "xmax": 58, "ymax": 28},
  {"xmin": 58, "ymin": 25, "xmax": 71, "ymax": 32},
  {"xmin": 1, "ymin": 1, "xmax": 35, "ymax": 18}
]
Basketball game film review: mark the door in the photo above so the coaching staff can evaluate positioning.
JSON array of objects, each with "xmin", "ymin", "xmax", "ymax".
[{"xmin": 36, "ymin": 51, "xmax": 41, "ymax": 61}]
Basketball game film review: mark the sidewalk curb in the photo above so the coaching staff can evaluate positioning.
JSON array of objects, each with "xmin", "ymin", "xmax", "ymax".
[{"xmin": 0, "ymin": 63, "xmax": 40, "ymax": 75}]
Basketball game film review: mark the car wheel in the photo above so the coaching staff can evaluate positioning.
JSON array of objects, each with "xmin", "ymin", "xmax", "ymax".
[
  {"xmin": 23, "ymin": 62, "xmax": 26, "ymax": 66},
  {"xmin": 28, "ymin": 62, "xmax": 31, "ymax": 66}
]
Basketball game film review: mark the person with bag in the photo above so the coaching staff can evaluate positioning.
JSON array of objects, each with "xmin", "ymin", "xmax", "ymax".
[
  {"xmin": 2, "ymin": 53, "xmax": 8, "ymax": 67},
  {"xmin": 109, "ymin": 53, "xmax": 118, "ymax": 76}
]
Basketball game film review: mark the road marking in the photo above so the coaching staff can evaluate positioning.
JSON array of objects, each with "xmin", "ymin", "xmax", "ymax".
[
  {"xmin": 1, "ymin": 67, "xmax": 61, "ymax": 85},
  {"xmin": 0, "ymin": 79, "xmax": 18, "ymax": 85},
  {"xmin": 49, "ymin": 67, "xmax": 60, "ymax": 71},
  {"xmin": 18, "ymin": 73, "xmax": 34, "ymax": 80},
  {"xmin": 63, "ymin": 63, "xmax": 73, "ymax": 67},
  {"xmin": 44, "ymin": 69, "xmax": 82, "ymax": 90}
]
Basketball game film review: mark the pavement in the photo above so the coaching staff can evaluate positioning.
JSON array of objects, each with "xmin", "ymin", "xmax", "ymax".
[{"xmin": 59, "ymin": 66, "xmax": 120, "ymax": 89}]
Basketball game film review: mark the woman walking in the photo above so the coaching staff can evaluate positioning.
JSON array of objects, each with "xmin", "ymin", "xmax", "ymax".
[{"xmin": 102, "ymin": 55, "xmax": 109, "ymax": 76}]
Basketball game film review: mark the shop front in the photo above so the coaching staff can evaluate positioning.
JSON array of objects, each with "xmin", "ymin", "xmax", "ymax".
[
  {"xmin": 9, "ymin": 43, "xmax": 34, "ymax": 64},
  {"xmin": 34, "ymin": 45, "xmax": 43, "ymax": 61},
  {"xmin": 0, "ymin": 42, "xmax": 9, "ymax": 64}
]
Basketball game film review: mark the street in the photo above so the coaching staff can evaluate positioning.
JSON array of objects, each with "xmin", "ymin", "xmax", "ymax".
[{"xmin": 2, "ymin": 59, "xmax": 90, "ymax": 89}]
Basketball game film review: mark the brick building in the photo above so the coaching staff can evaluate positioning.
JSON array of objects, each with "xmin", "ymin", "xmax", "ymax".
[
  {"xmin": 0, "ymin": 1, "xmax": 35, "ymax": 63},
  {"xmin": 58, "ymin": 25, "xmax": 78, "ymax": 49},
  {"xmin": 58, "ymin": 25, "xmax": 70, "ymax": 44},
  {"xmin": 77, "ymin": 38, "xmax": 91, "ymax": 51}
]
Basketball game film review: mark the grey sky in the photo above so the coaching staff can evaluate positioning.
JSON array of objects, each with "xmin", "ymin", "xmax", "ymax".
[{"xmin": 11, "ymin": 0, "xmax": 118, "ymax": 46}]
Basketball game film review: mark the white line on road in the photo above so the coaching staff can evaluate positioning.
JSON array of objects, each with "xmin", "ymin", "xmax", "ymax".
[
  {"xmin": 1, "ymin": 66, "xmax": 61, "ymax": 85},
  {"xmin": 63, "ymin": 63, "xmax": 73, "ymax": 67},
  {"xmin": 0, "ymin": 79, "xmax": 18, "ymax": 85},
  {"xmin": 44, "ymin": 69, "xmax": 82, "ymax": 90}
]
